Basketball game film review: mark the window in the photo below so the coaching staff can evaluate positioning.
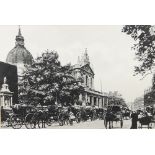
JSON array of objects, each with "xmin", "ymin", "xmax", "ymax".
[{"xmin": 86, "ymin": 75, "xmax": 88, "ymax": 86}]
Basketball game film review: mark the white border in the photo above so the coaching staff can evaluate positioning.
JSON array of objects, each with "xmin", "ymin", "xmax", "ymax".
[
  {"xmin": 0, "ymin": 0, "xmax": 154, "ymax": 24},
  {"xmin": 0, "ymin": 1, "xmax": 155, "ymax": 155}
]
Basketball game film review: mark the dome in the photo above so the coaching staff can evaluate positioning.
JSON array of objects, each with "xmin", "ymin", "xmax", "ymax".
[
  {"xmin": 6, "ymin": 27, "xmax": 33, "ymax": 65},
  {"xmin": 6, "ymin": 45, "xmax": 33, "ymax": 65}
]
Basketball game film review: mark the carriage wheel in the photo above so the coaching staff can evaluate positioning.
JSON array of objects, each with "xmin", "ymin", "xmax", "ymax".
[
  {"xmin": 46, "ymin": 117, "xmax": 53, "ymax": 126},
  {"xmin": 38, "ymin": 119, "xmax": 45, "ymax": 128},
  {"xmin": 25, "ymin": 113, "xmax": 34, "ymax": 129},
  {"xmin": 30, "ymin": 119, "xmax": 37, "ymax": 129},
  {"xmin": 58, "ymin": 119, "xmax": 63, "ymax": 126},
  {"xmin": 76, "ymin": 117, "xmax": 81, "ymax": 123},
  {"xmin": 58, "ymin": 116, "xmax": 64, "ymax": 126},
  {"xmin": 11, "ymin": 115, "xmax": 22, "ymax": 129},
  {"xmin": 58, "ymin": 114, "xmax": 64, "ymax": 126},
  {"xmin": 120, "ymin": 120, "xmax": 123, "ymax": 128},
  {"xmin": 75, "ymin": 113, "xmax": 81, "ymax": 123}
]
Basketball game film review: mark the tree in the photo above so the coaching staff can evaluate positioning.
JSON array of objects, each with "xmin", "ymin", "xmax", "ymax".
[
  {"xmin": 122, "ymin": 25, "xmax": 155, "ymax": 77},
  {"xmin": 18, "ymin": 50, "xmax": 84, "ymax": 106},
  {"xmin": 108, "ymin": 94, "xmax": 127, "ymax": 107}
]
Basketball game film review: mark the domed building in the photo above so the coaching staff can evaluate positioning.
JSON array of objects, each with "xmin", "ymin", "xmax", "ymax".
[{"xmin": 6, "ymin": 27, "xmax": 33, "ymax": 75}]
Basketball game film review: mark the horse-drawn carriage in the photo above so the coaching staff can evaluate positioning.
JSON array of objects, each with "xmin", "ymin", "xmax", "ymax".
[
  {"xmin": 1, "ymin": 103, "xmax": 82, "ymax": 128},
  {"xmin": 70, "ymin": 105, "xmax": 82, "ymax": 123},
  {"xmin": 96, "ymin": 107, "xmax": 105, "ymax": 120},
  {"xmin": 104, "ymin": 105, "xmax": 123, "ymax": 129},
  {"xmin": 138, "ymin": 111, "xmax": 154, "ymax": 129},
  {"xmin": 1, "ymin": 107, "xmax": 12, "ymax": 127},
  {"xmin": 122, "ymin": 108, "xmax": 131, "ymax": 120},
  {"xmin": 1, "ymin": 104, "xmax": 61, "ymax": 129},
  {"xmin": 46, "ymin": 105, "xmax": 79, "ymax": 126},
  {"xmin": 1, "ymin": 104, "xmax": 36, "ymax": 129},
  {"xmin": 80, "ymin": 106, "xmax": 95, "ymax": 121}
]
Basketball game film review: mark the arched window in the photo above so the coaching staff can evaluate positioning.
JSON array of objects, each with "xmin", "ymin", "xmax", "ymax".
[
  {"xmin": 86, "ymin": 75, "xmax": 88, "ymax": 86},
  {"xmin": 91, "ymin": 78, "xmax": 93, "ymax": 88}
]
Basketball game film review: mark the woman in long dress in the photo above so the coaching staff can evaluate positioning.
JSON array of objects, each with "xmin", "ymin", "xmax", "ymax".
[{"xmin": 130, "ymin": 111, "xmax": 138, "ymax": 129}]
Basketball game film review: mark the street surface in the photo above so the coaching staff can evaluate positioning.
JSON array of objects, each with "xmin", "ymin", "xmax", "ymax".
[
  {"xmin": 1, "ymin": 119, "xmax": 155, "ymax": 129},
  {"xmin": 46, "ymin": 119, "xmax": 132, "ymax": 129}
]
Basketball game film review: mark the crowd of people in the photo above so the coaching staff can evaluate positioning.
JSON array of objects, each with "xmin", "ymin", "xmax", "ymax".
[{"xmin": 130, "ymin": 106, "xmax": 155, "ymax": 129}]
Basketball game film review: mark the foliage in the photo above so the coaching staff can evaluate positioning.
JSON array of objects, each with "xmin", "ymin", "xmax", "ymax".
[
  {"xmin": 108, "ymin": 94, "xmax": 127, "ymax": 107},
  {"xmin": 122, "ymin": 25, "xmax": 155, "ymax": 76},
  {"xmin": 18, "ymin": 50, "xmax": 84, "ymax": 106}
]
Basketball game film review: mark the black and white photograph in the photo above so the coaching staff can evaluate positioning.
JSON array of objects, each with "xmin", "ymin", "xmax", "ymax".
[
  {"xmin": 0, "ymin": 25, "xmax": 155, "ymax": 129},
  {"xmin": 1, "ymin": 1, "xmax": 155, "ymax": 155}
]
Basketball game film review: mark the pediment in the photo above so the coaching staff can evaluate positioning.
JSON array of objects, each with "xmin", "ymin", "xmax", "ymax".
[{"xmin": 81, "ymin": 64, "xmax": 94, "ymax": 75}]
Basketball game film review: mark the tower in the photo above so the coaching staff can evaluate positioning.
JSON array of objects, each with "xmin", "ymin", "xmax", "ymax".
[
  {"xmin": 82, "ymin": 48, "xmax": 90, "ymax": 65},
  {"xmin": 6, "ymin": 26, "xmax": 33, "ymax": 76}
]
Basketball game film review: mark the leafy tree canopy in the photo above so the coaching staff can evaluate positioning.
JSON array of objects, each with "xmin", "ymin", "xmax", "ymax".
[
  {"xmin": 18, "ymin": 50, "xmax": 84, "ymax": 106},
  {"xmin": 108, "ymin": 94, "xmax": 127, "ymax": 107},
  {"xmin": 122, "ymin": 25, "xmax": 155, "ymax": 77}
]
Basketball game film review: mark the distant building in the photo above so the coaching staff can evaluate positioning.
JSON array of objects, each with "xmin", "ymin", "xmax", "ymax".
[
  {"xmin": 126, "ymin": 102, "xmax": 133, "ymax": 110},
  {"xmin": 144, "ymin": 74, "xmax": 155, "ymax": 107},
  {"xmin": 6, "ymin": 27, "xmax": 33, "ymax": 76},
  {"xmin": 132, "ymin": 96, "xmax": 144, "ymax": 111},
  {"xmin": 72, "ymin": 49, "xmax": 108, "ymax": 107},
  {"xmin": 107, "ymin": 91, "xmax": 126, "ymax": 107},
  {"xmin": 108, "ymin": 91, "xmax": 122, "ymax": 98}
]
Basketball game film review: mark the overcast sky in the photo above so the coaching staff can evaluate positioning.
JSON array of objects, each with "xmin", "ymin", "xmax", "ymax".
[{"xmin": 0, "ymin": 25, "xmax": 153, "ymax": 103}]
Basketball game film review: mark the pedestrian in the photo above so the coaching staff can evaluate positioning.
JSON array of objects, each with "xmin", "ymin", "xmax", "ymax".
[{"xmin": 130, "ymin": 111, "xmax": 138, "ymax": 129}]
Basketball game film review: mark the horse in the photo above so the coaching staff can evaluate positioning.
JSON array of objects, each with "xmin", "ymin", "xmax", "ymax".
[
  {"xmin": 122, "ymin": 110, "xmax": 131, "ymax": 120},
  {"xmin": 104, "ymin": 112, "xmax": 115, "ymax": 129}
]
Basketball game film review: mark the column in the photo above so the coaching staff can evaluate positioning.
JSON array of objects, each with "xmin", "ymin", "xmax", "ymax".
[
  {"xmin": 87, "ymin": 95, "xmax": 89, "ymax": 104},
  {"xmin": 85, "ymin": 93, "xmax": 88, "ymax": 105},
  {"xmin": 91, "ymin": 96, "xmax": 94, "ymax": 106},
  {"xmin": 92, "ymin": 78, "xmax": 94, "ymax": 89},
  {"xmin": 0, "ymin": 96, "xmax": 1, "ymax": 106},
  {"xmin": 83, "ymin": 75, "xmax": 86, "ymax": 87},
  {"xmin": 98, "ymin": 98, "xmax": 101, "ymax": 108},
  {"xmin": 89, "ymin": 77, "xmax": 91, "ymax": 88},
  {"xmin": 2, "ymin": 95, "xmax": 4, "ymax": 107},
  {"xmin": 98, "ymin": 98, "xmax": 101, "ymax": 107},
  {"xmin": 79, "ymin": 93, "xmax": 82, "ymax": 101},
  {"xmin": 102, "ymin": 97, "xmax": 104, "ymax": 108},
  {"xmin": 10, "ymin": 97, "xmax": 12, "ymax": 107},
  {"xmin": 96, "ymin": 97, "xmax": 98, "ymax": 107}
]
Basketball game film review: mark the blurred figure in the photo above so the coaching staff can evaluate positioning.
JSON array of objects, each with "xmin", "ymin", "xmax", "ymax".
[{"xmin": 130, "ymin": 111, "xmax": 138, "ymax": 129}]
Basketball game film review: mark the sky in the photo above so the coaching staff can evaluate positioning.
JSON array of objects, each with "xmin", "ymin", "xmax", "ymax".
[{"xmin": 0, "ymin": 25, "xmax": 153, "ymax": 103}]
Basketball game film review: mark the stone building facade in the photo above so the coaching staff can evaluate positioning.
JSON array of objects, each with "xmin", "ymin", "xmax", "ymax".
[{"xmin": 72, "ymin": 49, "xmax": 108, "ymax": 108}]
